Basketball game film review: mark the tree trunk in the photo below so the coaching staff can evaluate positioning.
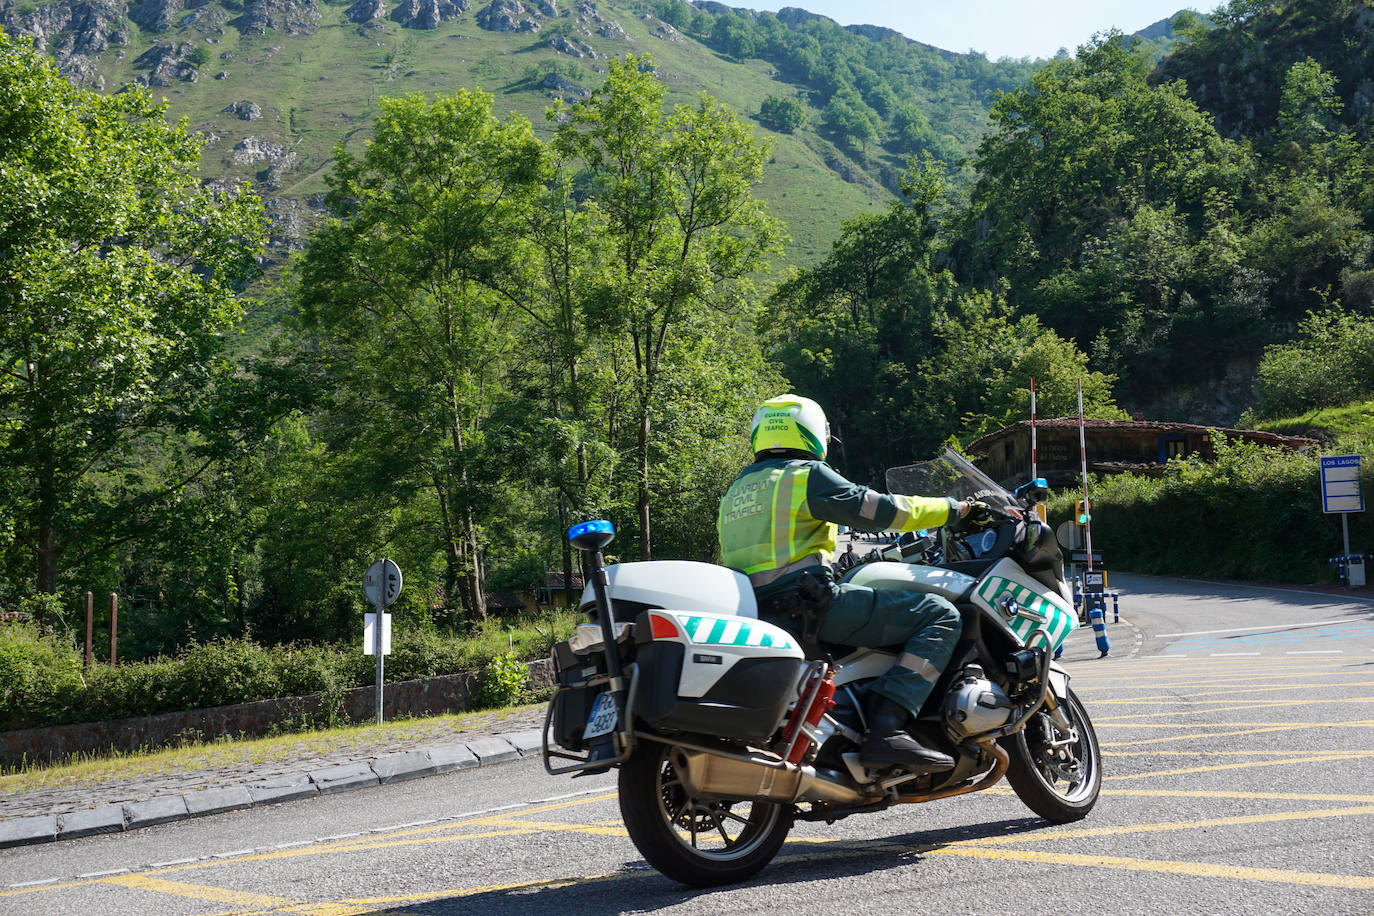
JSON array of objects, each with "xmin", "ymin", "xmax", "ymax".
[
  {"xmin": 465, "ymin": 508, "xmax": 485, "ymax": 622},
  {"xmin": 637, "ymin": 404, "xmax": 651, "ymax": 560}
]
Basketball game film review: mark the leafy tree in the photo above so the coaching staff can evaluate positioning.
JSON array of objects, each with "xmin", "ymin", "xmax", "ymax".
[
  {"xmin": 295, "ymin": 90, "xmax": 545, "ymax": 620},
  {"xmin": 1276, "ymin": 57, "xmax": 1342, "ymax": 146},
  {"xmin": 0, "ymin": 32, "xmax": 266, "ymax": 597},
  {"xmin": 554, "ymin": 55, "xmax": 784, "ymax": 558},
  {"xmin": 820, "ymin": 87, "xmax": 879, "ymax": 152},
  {"xmin": 766, "ymin": 159, "xmax": 963, "ymax": 482},
  {"xmin": 1250, "ymin": 306, "xmax": 1374, "ymax": 418},
  {"xmin": 759, "ymin": 94, "xmax": 806, "ymax": 133}
]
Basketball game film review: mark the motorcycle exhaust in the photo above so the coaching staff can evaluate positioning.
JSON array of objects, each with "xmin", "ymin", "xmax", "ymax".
[{"xmin": 670, "ymin": 746, "xmax": 871, "ymax": 807}]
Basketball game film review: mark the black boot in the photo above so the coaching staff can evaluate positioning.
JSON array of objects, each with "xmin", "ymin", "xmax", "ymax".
[{"xmin": 860, "ymin": 693, "xmax": 954, "ymax": 774}]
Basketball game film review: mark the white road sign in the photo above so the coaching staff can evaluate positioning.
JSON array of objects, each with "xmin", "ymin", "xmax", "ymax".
[
  {"xmin": 364, "ymin": 558, "xmax": 403, "ymax": 608},
  {"xmin": 363, "ymin": 612, "xmax": 392, "ymax": 656},
  {"xmin": 1321, "ymin": 455, "xmax": 1364, "ymax": 514}
]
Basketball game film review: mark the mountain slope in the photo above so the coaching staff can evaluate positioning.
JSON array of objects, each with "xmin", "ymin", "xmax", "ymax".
[{"xmin": 0, "ymin": 0, "xmax": 1040, "ymax": 269}]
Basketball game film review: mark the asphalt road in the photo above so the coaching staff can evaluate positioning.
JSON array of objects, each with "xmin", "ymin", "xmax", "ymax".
[{"xmin": 3, "ymin": 574, "xmax": 1372, "ymax": 915}]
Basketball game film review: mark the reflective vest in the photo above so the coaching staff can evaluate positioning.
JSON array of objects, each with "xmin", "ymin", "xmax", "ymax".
[{"xmin": 717, "ymin": 458, "xmax": 954, "ymax": 586}]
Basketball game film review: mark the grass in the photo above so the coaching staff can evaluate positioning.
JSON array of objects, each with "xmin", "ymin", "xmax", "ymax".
[
  {"xmin": 100, "ymin": 2, "xmax": 895, "ymax": 270},
  {"xmin": 1247, "ymin": 399, "xmax": 1374, "ymax": 444},
  {"xmin": 0, "ymin": 700, "xmax": 549, "ymax": 792}
]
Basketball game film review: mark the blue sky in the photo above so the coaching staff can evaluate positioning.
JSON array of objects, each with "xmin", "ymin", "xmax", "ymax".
[{"xmin": 750, "ymin": 1, "xmax": 1221, "ymax": 61}]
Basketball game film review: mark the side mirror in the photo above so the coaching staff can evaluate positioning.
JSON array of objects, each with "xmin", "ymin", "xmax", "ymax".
[{"xmin": 568, "ymin": 519, "xmax": 615, "ymax": 552}]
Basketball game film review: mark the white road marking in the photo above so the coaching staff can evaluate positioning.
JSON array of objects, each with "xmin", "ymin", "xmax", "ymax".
[{"xmin": 1157, "ymin": 620, "xmax": 1363, "ymax": 638}]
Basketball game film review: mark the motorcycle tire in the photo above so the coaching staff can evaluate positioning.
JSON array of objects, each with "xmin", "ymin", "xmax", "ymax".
[
  {"xmin": 1001, "ymin": 686, "xmax": 1101, "ymax": 823},
  {"xmin": 618, "ymin": 741, "xmax": 793, "ymax": 887}
]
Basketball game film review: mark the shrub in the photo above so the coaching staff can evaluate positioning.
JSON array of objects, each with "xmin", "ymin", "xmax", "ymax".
[
  {"xmin": 1056, "ymin": 435, "xmax": 1372, "ymax": 584},
  {"xmin": 0, "ymin": 622, "xmax": 85, "ymax": 730},
  {"xmin": 474, "ymin": 652, "xmax": 529, "ymax": 709}
]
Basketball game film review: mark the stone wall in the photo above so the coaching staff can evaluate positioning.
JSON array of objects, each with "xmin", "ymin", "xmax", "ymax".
[{"xmin": 0, "ymin": 658, "xmax": 555, "ymax": 768}]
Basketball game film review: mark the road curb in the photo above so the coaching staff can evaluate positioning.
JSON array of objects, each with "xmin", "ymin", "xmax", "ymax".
[{"xmin": 0, "ymin": 728, "xmax": 545, "ymax": 850}]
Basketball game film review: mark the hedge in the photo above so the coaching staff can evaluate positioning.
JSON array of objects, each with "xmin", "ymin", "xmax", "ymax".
[
  {"xmin": 1049, "ymin": 435, "xmax": 1373, "ymax": 584},
  {"xmin": 0, "ymin": 611, "xmax": 575, "ymax": 732}
]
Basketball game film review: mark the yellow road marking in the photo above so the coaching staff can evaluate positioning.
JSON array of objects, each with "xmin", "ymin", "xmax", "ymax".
[
  {"xmin": 1094, "ymin": 719, "xmax": 1374, "ymax": 729},
  {"xmin": 1103, "ymin": 788, "xmax": 1374, "ymax": 803},
  {"xmin": 477, "ymin": 817, "xmax": 628, "ymax": 837},
  {"xmin": 1094, "ymin": 697, "xmax": 1374, "ymax": 721},
  {"xmin": 1092, "ymin": 681, "xmax": 1374, "ymax": 702},
  {"xmin": 1104, "ymin": 752, "xmax": 1374, "ymax": 780},
  {"xmin": 1100, "ymin": 721, "xmax": 1374, "ymax": 746},
  {"xmin": 959, "ymin": 805, "xmax": 1374, "ymax": 846},
  {"xmin": 102, "ymin": 874, "xmax": 301, "ymax": 908},
  {"xmin": 929, "ymin": 846, "xmax": 1374, "ymax": 889},
  {"xmin": 1106, "ymin": 748, "xmax": 1374, "ymax": 757}
]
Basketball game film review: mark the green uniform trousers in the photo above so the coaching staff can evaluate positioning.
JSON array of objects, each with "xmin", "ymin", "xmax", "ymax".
[{"xmin": 817, "ymin": 583, "xmax": 962, "ymax": 717}]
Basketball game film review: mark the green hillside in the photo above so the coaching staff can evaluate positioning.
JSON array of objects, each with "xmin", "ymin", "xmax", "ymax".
[{"xmin": 0, "ymin": 0, "xmax": 1042, "ymax": 271}]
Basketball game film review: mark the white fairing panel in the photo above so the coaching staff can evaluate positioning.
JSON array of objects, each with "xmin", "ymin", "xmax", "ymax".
[
  {"xmin": 652, "ymin": 611, "xmax": 803, "ymax": 697},
  {"xmin": 581, "ymin": 561, "xmax": 757, "ymax": 618},
  {"xmin": 843, "ymin": 562, "xmax": 976, "ymax": 601},
  {"xmin": 969, "ymin": 558, "xmax": 1078, "ymax": 650}
]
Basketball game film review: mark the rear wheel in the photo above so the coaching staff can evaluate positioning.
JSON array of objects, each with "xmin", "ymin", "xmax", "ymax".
[
  {"xmin": 1002, "ymin": 687, "xmax": 1100, "ymax": 823},
  {"xmin": 618, "ymin": 741, "xmax": 792, "ymax": 887}
]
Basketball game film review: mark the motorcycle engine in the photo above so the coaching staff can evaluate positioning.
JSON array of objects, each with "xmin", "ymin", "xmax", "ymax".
[{"xmin": 942, "ymin": 664, "xmax": 1016, "ymax": 737}]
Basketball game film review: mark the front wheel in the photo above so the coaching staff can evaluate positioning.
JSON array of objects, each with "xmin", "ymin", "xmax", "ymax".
[
  {"xmin": 618, "ymin": 741, "xmax": 792, "ymax": 887},
  {"xmin": 1001, "ymin": 686, "xmax": 1101, "ymax": 823}
]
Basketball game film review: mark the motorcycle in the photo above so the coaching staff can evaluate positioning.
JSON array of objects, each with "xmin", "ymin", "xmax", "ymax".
[{"xmin": 541, "ymin": 449, "xmax": 1101, "ymax": 887}]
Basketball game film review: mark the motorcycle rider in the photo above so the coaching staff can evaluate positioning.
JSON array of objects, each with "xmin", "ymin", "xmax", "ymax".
[{"xmin": 717, "ymin": 394, "xmax": 979, "ymax": 774}]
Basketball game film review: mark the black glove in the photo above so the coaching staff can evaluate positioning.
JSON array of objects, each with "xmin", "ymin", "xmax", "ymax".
[{"xmin": 963, "ymin": 500, "xmax": 997, "ymax": 528}]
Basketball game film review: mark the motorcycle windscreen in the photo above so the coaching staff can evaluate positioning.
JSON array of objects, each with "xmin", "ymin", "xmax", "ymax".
[{"xmin": 969, "ymin": 558, "xmax": 1079, "ymax": 650}]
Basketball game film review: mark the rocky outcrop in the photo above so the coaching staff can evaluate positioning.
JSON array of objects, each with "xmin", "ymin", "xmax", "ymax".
[
  {"xmin": 0, "ymin": 0, "xmax": 129, "ymax": 82},
  {"xmin": 549, "ymin": 34, "xmax": 595, "ymax": 58},
  {"xmin": 643, "ymin": 15, "xmax": 682, "ymax": 43},
  {"xmin": 476, "ymin": 0, "xmax": 539, "ymax": 33},
  {"xmin": 237, "ymin": 0, "xmax": 320, "ymax": 35},
  {"xmin": 130, "ymin": 0, "xmax": 182, "ymax": 32},
  {"xmin": 224, "ymin": 100, "xmax": 263, "ymax": 120},
  {"xmin": 177, "ymin": 3, "xmax": 232, "ymax": 34},
  {"xmin": 232, "ymin": 136, "xmax": 295, "ymax": 166},
  {"xmin": 134, "ymin": 41, "xmax": 199, "ymax": 85},
  {"xmin": 346, "ymin": 0, "xmax": 386, "ymax": 22},
  {"xmin": 389, "ymin": 0, "xmax": 467, "ymax": 29},
  {"xmin": 541, "ymin": 71, "xmax": 589, "ymax": 101}
]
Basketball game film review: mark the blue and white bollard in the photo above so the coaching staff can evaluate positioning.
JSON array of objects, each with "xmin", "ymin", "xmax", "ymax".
[{"xmin": 1088, "ymin": 595, "xmax": 1110, "ymax": 658}]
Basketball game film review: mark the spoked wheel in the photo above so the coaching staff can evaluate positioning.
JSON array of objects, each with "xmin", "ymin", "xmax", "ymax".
[
  {"xmin": 618, "ymin": 742, "xmax": 792, "ymax": 887},
  {"xmin": 1001, "ymin": 686, "xmax": 1101, "ymax": 823}
]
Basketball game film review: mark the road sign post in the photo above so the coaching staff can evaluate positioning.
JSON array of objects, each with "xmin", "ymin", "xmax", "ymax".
[
  {"xmin": 363, "ymin": 558, "xmax": 403, "ymax": 724},
  {"xmin": 1320, "ymin": 456, "xmax": 1365, "ymax": 589}
]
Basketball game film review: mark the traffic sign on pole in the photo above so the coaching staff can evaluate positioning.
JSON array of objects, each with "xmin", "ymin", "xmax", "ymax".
[
  {"xmin": 1320, "ymin": 455, "xmax": 1364, "ymax": 514},
  {"xmin": 363, "ymin": 558, "xmax": 403, "ymax": 724}
]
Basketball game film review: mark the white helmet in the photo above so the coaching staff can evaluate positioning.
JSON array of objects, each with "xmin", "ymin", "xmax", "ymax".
[{"xmin": 750, "ymin": 394, "xmax": 830, "ymax": 460}]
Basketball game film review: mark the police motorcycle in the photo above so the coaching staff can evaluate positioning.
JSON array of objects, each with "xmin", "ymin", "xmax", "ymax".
[{"xmin": 541, "ymin": 448, "xmax": 1100, "ymax": 887}]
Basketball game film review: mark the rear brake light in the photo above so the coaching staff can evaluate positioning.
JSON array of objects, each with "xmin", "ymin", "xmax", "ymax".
[{"xmin": 648, "ymin": 612, "xmax": 681, "ymax": 640}]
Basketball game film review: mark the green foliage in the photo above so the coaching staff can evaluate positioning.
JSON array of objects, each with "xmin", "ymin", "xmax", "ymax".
[
  {"xmin": 474, "ymin": 651, "xmax": 529, "ymax": 709},
  {"xmin": 0, "ymin": 611, "xmax": 578, "ymax": 729},
  {"xmin": 0, "ymin": 622, "xmax": 85, "ymax": 731},
  {"xmin": 759, "ymin": 94, "xmax": 805, "ymax": 133},
  {"xmin": 1069, "ymin": 434, "xmax": 1370, "ymax": 583},
  {"xmin": 0, "ymin": 31, "xmax": 267, "ymax": 598},
  {"xmin": 1249, "ymin": 307, "xmax": 1374, "ymax": 418}
]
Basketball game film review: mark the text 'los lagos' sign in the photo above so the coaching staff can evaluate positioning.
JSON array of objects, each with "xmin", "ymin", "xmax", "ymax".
[{"xmin": 1320, "ymin": 455, "xmax": 1364, "ymax": 514}]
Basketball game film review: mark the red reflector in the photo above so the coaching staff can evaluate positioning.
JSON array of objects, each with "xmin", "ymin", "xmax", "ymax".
[{"xmin": 649, "ymin": 613, "xmax": 680, "ymax": 640}]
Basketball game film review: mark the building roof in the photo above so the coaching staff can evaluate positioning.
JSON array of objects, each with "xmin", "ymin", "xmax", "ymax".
[{"xmin": 967, "ymin": 418, "xmax": 1317, "ymax": 454}]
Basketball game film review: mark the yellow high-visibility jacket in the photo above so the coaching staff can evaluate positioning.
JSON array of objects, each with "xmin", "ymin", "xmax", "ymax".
[{"xmin": 717, "ymin": 458, "xmax": 956, "ymax": 588}]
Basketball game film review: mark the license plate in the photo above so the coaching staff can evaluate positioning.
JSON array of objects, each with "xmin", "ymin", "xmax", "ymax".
[{"xmin": 583, "ymin": 691, "xmax": 618, "ymax": 740}]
